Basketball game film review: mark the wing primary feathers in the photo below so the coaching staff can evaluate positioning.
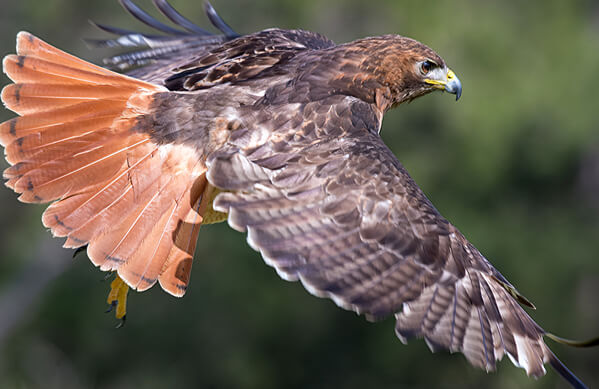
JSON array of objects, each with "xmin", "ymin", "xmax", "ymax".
[
  {"xmin": 204, "ymin": 1, "xmax": 239, "ymax": 38},
  {"xmin": 88, "ymin": 21, "xmax": 160, "ymax": 39},
  {"xmin": 153, "ymin": 0, "xmax": 213, "ymax": 35},
  {"xmin": 88, "ymin": 1, "xmax": 236, "ymax": 75},
  {"xmin": 118, "ymin": 0, "xmax": 189, "ymax": 35}
]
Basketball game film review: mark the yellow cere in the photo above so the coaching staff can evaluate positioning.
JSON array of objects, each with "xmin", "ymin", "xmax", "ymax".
[{"xmin": 424, "ymin": 68, "xmax": 456, "ymax": 89}]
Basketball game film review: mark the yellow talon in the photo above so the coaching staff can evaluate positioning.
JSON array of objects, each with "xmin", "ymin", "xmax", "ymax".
[
  {"xmin": 102, "ymin": 184, "xmax": 226, "ymax": 326},
  {"xmin": 106, "ymin": 274, "xmax": 130, "ymax": 322}
]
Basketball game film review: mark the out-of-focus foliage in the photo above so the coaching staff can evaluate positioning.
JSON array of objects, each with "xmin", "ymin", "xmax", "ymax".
[{"xmin": 0, "ymin": 1, "xmax": 598, "ymax": 388}]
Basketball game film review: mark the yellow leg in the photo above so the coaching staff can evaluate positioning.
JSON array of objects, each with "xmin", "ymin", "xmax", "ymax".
[
  {"xmin": 102, "ymin": 185, "xmax": 226, "ymax": 327},
  {"xmin": 200, "ymin": 185, "xmax": 228, "ymax": 225},
  {"xmin": 106, "ymin": 274, "xmax": 130, "ymax": 327}
]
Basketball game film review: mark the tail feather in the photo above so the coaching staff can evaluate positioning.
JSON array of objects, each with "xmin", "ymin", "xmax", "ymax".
[
  {"xmin": 42, "ymin": 180, "xmax": 111, "ymax": 235},
  {"xmin": 86, "ymin": 163, "xmax": 186, "ymax": 270},
  {"xmin": 120, "ymin": 200, "xmax": 182, "ymax": 291},
  {"xmin": 3, "ymin": 55, "xmax": 92, "ymax": 85},
  {"xmin": 1, "ymin": 83, "xmax": 138, "ymax": 115},
  {"xmin": 15, "ymin": 31, "xmax": 116, "ymax": 72},
  {"xmin": 0, "ymin": 100, "xmax": 126, "ymax": 146},
  {"xmin": 157, "ymin": 176, "xmax": 208, "ymax": 295},
  {"xmin": 3, "ymin": 115, "xmax": 118, "ymax": 164},
  {"xmin": 42, "ymin": 143, "xmax": 164, "ymax": 238},
  {"xmin": 11, "ymin": 132, "xmax": 147, "ymax": 203},
  {"xmin": 4, "ymin": 55, "xmax": 141, "ymax": 88},
  {"xmin": 1, "ymin": 32, "xmax": 209, "ymax": 296}
]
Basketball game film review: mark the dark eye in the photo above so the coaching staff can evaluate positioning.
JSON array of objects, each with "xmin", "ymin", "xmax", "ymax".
[{"xmin": 420, "ymin": 60, "xmax": 435, "ymax": 75}]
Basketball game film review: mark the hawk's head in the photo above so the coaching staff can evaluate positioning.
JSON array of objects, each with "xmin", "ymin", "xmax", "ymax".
[{"xmin": 357, "ymin": 35, "xmax": 462, "ymax": 109}]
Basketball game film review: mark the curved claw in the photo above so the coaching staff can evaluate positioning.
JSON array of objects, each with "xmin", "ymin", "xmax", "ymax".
[
  {"xmin": 105, "ymin": 300, "xmax": 117, "ymax": 313},
  {"xmin": 115, "ymin": 315, "xmax": 127, "ymax": 329},
  {"xmin": 73, "ymin": 245, "xmax": 88, "ymax": 259}
]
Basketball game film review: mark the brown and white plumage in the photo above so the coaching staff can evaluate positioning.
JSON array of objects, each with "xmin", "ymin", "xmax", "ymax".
[{"xmin": 0, "ymin": 1, "xmax": 590, "ymax": 388}]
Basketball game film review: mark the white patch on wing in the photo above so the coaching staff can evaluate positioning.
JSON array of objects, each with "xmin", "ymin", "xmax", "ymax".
[
  {"xmin": 514, "ymin": 334, "xmax": 531, "ymax": 374},
  {"xmin": 507, "ymin": 351, "xmax": 522, "ymax": 369}
]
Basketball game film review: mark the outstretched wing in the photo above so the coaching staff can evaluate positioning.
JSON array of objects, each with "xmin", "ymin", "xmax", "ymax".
[
  {"xmin": 206, "ymin": 94, "xmax": 582, "ymax": 385},
  {"xmin": 89, "ymin": 0, "xmax": 335, "ymax": 86}
]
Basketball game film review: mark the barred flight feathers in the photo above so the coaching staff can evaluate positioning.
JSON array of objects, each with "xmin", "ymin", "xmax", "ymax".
[{"xmin": 0, "ymin": 1, "xmax": 592, "ymax": 388}]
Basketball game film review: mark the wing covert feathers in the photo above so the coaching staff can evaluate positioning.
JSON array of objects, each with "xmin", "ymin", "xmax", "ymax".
[{"xmin": 1, "ymin": 32, "xmax": 207, "ymax": 296}]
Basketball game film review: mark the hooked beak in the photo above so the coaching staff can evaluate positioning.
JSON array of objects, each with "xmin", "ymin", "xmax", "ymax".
[
  {"xmin": 444, "ymin": 69, "xmax": 462, "ymax": 100},
  {"xmin": 425, "ymin": 68, "xmax": 462, "ymax": 101}
]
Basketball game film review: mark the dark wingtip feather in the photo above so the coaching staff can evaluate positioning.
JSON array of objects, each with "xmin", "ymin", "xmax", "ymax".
[
  {"xmin": 89, "ymin": 20, "xmax": 142, "ymax": 36},
  {"xmin": 153, "ymin": 0, "xmax": 212, "ymax": 35},
  {"xmin": 118, "ymin": 0, "xmax": 188, "ymax": 35},
  {"xmin": 547, "ymin": 350, "xmax": 588, "ymax": 389},
  {"xmin": 90, "ymin": 1, "xmax": 238, "ymax": 41},
  {"xmin": 87, "ymin": 0, "xmax": 239, "ymax": 72},
  {"xmin": 204, "ymin": 1, "xmax": 239, "ymax": 38}
]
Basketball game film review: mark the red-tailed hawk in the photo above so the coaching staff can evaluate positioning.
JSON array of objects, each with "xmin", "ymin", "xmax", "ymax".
[{"xmin": 0, "ymin": 1, "xmax": 594, "ymax": 387}]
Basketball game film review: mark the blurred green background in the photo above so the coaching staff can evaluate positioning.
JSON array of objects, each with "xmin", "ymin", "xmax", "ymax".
[{"xmin": 0, "ymin": 0, "xmax": 598, "ymax": 388}]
